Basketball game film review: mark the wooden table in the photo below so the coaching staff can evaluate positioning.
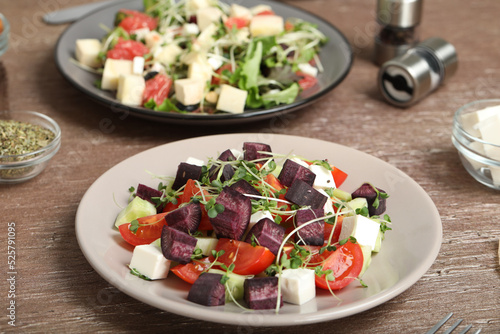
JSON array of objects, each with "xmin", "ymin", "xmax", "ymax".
[{"xmin": 1, "ymin": 0, "xmax": 499, "ymax": 332}]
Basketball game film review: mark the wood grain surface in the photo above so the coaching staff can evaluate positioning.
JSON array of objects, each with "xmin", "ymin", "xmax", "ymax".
[{"xmin": 0, "ymin": 0, "xmax": 499, "ymax": 333}]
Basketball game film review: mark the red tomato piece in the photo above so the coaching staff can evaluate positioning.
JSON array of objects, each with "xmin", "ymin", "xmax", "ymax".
[
  {"xmin": 171, "ymin": 258, "xmax": 212, "ymax": 284},
  {"xmin": 212, "ymin": 239, "xmax": 275, "ymax": 276},
  {"xmin": 255, "ymin": 10, "xmax": 275, "ymax": 16},
  {"xmin": 211, "ymin": 63, "xmax": 233, "ymax": 86},
  {"xmin": 314, "ymin": 241, "xmax": 364, "ymax": 290},
  {"xmin": 118, "ymin": 9, "xmax": 158, "ymax": 33},
  {"xmin": 324, "ymin": 215, "xmax": 343, "ymax": 243},
  {"xmin": 118, "ymin": 212, "xmax": 168, "ymax": 246},
  {"xmin": 224, "ymin": 17, "xmax": 249, "ymax": 30},
  {"xmin": 331, "ymin": 166, "xmax": 348, "ymax": 188},
  {"xmin": 296, "ymin": 72, "xmax": 318, "ymax": 90},
  {"xmin": 106, "ymin": 38, "xmax": 149, "ymax": 61},
  {"xmin": 284, "ymin": 20, "xmax": 294, "ymax": 32},
  {"xmin": 142, "ymin": 74, "xmax": 173, "ymax": 106}
]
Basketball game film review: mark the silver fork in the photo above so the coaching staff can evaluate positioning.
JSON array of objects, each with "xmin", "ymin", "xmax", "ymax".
[{"xmin": 426, "ymin": 312, "xmax": 482, "ymax": 334}]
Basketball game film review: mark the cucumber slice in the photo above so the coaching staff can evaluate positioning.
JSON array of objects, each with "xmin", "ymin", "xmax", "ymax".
[
  {"xmin": 330, "ymin": 188, "xmax": 352, "ymax": 202},
  {"xmin": 359, "ymin": 244, "xmax": 372, "ymax": 277},
  {"xmin": 114, "ymin": 196, "xmax": 157, "ymax": 228}
]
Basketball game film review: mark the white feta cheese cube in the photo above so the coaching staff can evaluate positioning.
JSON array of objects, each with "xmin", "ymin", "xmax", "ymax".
[
  {"xmin": 196, "ymin": 6, "xmax": 223, "ymax": 31},
  {"xmin": 216, "ymin": 84, "xmax": 248, "ymax": 114},
  {"xmin": 187, "ymin": 55, "xmax": 213, "ymax": 84},
  {"xmin": 230, "ymin": 148, "xmax": 243, "ymax": 160},
  {"xmin": 461, "ymin": 105, "xmax": 500, "ymax": 137},
  {"xmin": 156, "ymin": 43, "xmax": 183, "ymax": 67},
  {"xmin": 132, "ymin": 56, "xmax": 145, "ymax": 75},
  {"xmin": 309, "ymin": 164, "xmax": 336, "ymax": 190},
  {"xmin": 116, "ymin": 74, "xmax": 145, "ymax": 106},
  {"xmin": 75, "ymin": 39, "xmax": 102, "ymax": 68},
  {"xmin": 195, "ymin": 237, "xmax": 219, "ymax": 256},
  {"xmin": 280, "ymin": 268, "xmax": 316, "ymax": 305},
  {"xmin": 249, "ymin": 15, "xmax": 283, "ymax": 37},
  {"xmin": 250, "ymin": 4, "xmax": 273, "ymax": 15},
  {"xmin": 101, "ymin": 58, "xmax": 133, "ymax": 90},
  {"xmin": 207, "ymin": 56, "xmax": 223, "ymax": 70},
  {"xmin": 131, "ymin": 27, "xmax": 150, "ymax": 41},
  {"xmin": 339, "ymin": 215, "xmax": 381, "ymax": 251},
  {"xmin": 297, "ymin": 62, "xmax": 318, "ymax": 77},
  {"xmin": 194, "ymin": 23, "xmax": 218, "ymax": 52},
  {"xmin": 186, "ymin": 0, "xmax": 212, "ymax": 14},
  {"xmin": 230, "ymin": 4, "xmax": 252, "ymax": 20},
  {"xmin": 174, "ymin": 78, "xmax": 205, "ymax": 106},
  {"xmin": 129, "ymin": 244, "xmax": 171, "ymax": 280},
  {"xmin": 290, "ymin": 156, "xmax": 309, "ymax": 168},
  {"xmin": 186, "ymin": 156, "xmax": 205, "ymax": 166},
  {"xmin": 183, "ymin": 23, "xmax": 200, "ymax": 36},
  {"xmin": 316, "ymin": 189, "xmax": 335, "ymax": 216},
  {"xmin": 478, "ymin": 113, "xmax": 500, "ymax": 160}
]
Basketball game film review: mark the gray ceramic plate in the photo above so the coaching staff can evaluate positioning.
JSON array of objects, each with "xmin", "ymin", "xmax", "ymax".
[
  {"xmin": 75, "ymin": 134, "xmax": 442, "ymax": 326},
  {"xmin": 55, "ymin": 0, "xmax": 352, "ymax": 125}
]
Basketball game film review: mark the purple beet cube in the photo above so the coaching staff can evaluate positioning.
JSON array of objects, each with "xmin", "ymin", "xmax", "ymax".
[
  {"xmin": 284, "ymin": 179, "xmax": 328, "ymax": 209},
  {"xmin": 187, "ymin": 273, "xmax": 225, "ymax": 306},
  {"xmin": 172, "ymin": 162, "xmax": 203, "ymax": 190},
  {"xmin": 351, "ymin": 183, "xmax": 387, "ymax": 216},
  {"xmin": 243, "ymin": 142, "xmax": 272, "ymax": 161},
  {"xmin": 165, "ymin": 202, "xmax": 201, "ymax": 234},
  {"xmin": 294, "ymin": 208, "xmax": 325, "ymax": 246},
  {"xmin": 244, "ymin": 218, "xmax": 286, "ymax": 255},
  {"xmin": 209, "ymin": 149, "xmax": 237, "ymax": 182},
  {"xmin": 244, "ymin": 277, "xmax": 282, "ymax": 310},
  {"xmin": 160, "ymin": 226, "xmax": 197, "ymax": 264},
  {"xmin": 209, "ymin": 186, "xmax": 251, "ymax": 240},
  {"xmin": 230, "ymin": 179, "xmax": 261, "ymax": 197},
  {"xmin": 278, "ymin": 159, "xmax": 316, "ymax": 187}
]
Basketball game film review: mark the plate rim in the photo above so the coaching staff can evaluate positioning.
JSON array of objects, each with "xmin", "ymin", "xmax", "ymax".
[
  {"xmin": 54, "ymin": 0, "xmax": 353, "ymax": 125},
  {"xmin": 75, "ymin": 133, "xmax": 442, "ymax": 326}
]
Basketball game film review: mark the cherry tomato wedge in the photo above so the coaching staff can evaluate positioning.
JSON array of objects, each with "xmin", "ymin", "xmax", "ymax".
[
  {"xmin": 331, "ymin": 166, "xmax": 348, "ymax": 188},
  {"xmin": 296, "ymin": 71, "xmax": 318, "ymax": 90},
  {"xmin": 224, "ymin": 17, "xmax": 249, "ymax": 30},
  {"xmin": 118, "ymin": 212, "xmax": 168, "ymax": 246},
  {"xmin": 117, "ymin": 9, "xmax": 158, "ymax": 33},
  {"xmin": 314, "ymin": 241, "xmax": 364, "ymax": 290},
  {"xmin": 211, "ymin": 63, "xmax": 233, "ymax": 86},
  {"xmin": 106, "ymin": 37, "xmax": 149, "ymax": 61},
  {"xmin": 324, "ymin": 216, "xmax": 343, "ymax": 243},
  {"xmin": 211, "ymin": 238, "xmax": 275, "ymax": 276},
  {"xmin": 170, "ymin": 258, "xmax": 212, "ymax": 284},
  {"xmin": 142, "ymin": 73, "xmax": 172, "ymax": 106}
]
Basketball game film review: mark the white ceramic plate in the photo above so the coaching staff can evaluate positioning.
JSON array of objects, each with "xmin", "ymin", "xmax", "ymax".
[
  {"xmin": 55, "ymin": 0, "xmax": 352, "ymax": 125},
  {"xmin": 75, "ymin": 134, "xmax": 442, "ymax": 326}
]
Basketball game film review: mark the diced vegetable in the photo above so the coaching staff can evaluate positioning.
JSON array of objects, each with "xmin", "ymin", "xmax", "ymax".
[
  {"xmin": 114, "ymin": 196, "xmax": 156, "ymax": 228},
  {"xmin": 209, "ymin": 187, "xmax": 251, "ymax": 240},
  {"xmin": 244, "ymin": 217, "xmax": 286, "ymax": 255},
  {"xmin": 244, "ymin": 276, "xmax": 282, "ymax": 310},
  {"xmin": 294, "ymin": 208, "xmax": 325, "ymax": 246},
  {"xmin": 278, "ymin": 159, "xmax": 316, "ymax": 187},
  {"xmin": 187, "ymin": 273, "xmax": 225, "ymax": 306},
  {"xmin": 171, "ymin": 162, "xmax": 203, "ymax": 190},
  {"xmin": 284, "ymin": 179, "xmax": 328, "ymax": 209},
  {"xmin": 165, "ymin": 202, "xmax": 202, "ymax": 234},
  {"xmin": 351, "ymin": 183, "xmax": 388, "ymax": 216},
  {"xmin": 160, "ymin": 226, "xmax": 197, "ymax": 264}
]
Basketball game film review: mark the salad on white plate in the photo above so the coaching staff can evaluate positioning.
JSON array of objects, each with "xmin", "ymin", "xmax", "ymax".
[
  {"xmin": 74, "ymin": 0, "xmax": 328, "ymax": 115},
  {"xmin": 112, "ymin": 141, "xmax": 392, "ymax": 311}
]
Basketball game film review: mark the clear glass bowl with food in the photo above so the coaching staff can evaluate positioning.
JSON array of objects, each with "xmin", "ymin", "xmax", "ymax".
[
  {"xmin": 0, "ymin": 13, "xmax": 9, "ymax": 57},
  {"xmin": 0, "ymin": 111, "xmax": 61, "ymax": 184},
  {"xmin": 452, "ymin": 99, "xmax": 500, "ymax": 190}
]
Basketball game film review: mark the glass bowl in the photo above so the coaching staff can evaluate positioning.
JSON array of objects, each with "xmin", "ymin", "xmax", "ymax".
[
  {"xmin": 452, "ymin": 99, "xmax": 500, "ymax": 190},
  {"xmin": 0, "ymin": 13, "xmax": 9, "ymax": 57},
  {"xmin": 0, "ymin": 111, "xmax": 61, "ymax": 184}
]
